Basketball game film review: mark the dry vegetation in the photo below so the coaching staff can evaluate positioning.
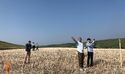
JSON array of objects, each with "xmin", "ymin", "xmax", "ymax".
[{"xmin": 0, "ymin": 48, "xmax": 125, "ymax": 74}]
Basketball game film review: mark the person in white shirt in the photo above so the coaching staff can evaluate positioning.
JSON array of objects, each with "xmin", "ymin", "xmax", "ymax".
[
  {"xmin": 86, "ymin": 38, "xmax": 95, "ymax": 67},
  {"xmin": 72, "ymin": 37, "xmax": 84, "ymax": 69}
]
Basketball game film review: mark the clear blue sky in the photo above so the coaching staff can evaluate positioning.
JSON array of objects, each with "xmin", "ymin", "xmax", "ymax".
[{"xmin": 0, "ymin": 0, "xmax": 125, "ymax": 45}]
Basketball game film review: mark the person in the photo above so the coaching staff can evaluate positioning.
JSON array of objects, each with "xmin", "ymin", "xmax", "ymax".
[
  {"xmin": 24, "ymin": 41, "xmax": 32, "ymax": 64},
  {"xmin": 72, "ymin": 37, "xmax": 84, "ymax": 70},
  {"xmin": 86, "ymin": 38, "xmax": 95, "ymax": 67},
  {"xmin": 32, "ymin": 42, "xmax": 36, "ymax": 51},
  {"xmin": 36, "ymin": 43, "xmax": 39, "ymax": 51}
]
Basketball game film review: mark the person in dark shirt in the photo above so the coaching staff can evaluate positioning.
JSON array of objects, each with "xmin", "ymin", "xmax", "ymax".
[
  {"xmin": 24, "ymin": 41, "xmax": 32, "ymax": 64},
  {"xmin": 32, "ymin": 42, "xmax": 36, "ymax": 51},
  {"xmin": 36, "ymin": 43, "xmax": 39, "ymax": 51},
  {"xmin": 86, "ymin": 38, "xmax": 95, "ymax": 67}
]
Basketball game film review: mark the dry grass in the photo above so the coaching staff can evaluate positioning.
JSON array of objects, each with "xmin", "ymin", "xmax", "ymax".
[{"xmin": 0, "ymin": 48, "xmax": 125, "ymax": 74}]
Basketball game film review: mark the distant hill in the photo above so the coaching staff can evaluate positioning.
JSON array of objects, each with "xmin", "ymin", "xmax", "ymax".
[
  {"xmin": 41, "ymin": 38, "xmax": 125, "ymax": 48},
  {"xmin": 41, "ymin": 43, "xmax": 76, "ymax": 48},
  {"xmin": 0, "ymin": 41, "xmax": 24, "ymax": 50},
  {"xmin": 1, "ymin": 38, "xmax": 125, "ymax": 50}
]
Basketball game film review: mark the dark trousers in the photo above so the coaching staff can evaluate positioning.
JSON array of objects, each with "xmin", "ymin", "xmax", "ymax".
[
  {"xmin": 78, "ymin": 52, "xmax": 84, "ymax": 68},
  {"xmin": 87, "ymin": 52, "xmax": 93, "ymax": 66},
  {"xmin": 32, "ymin": 46, "xmax": 35, "ymax": 51}
]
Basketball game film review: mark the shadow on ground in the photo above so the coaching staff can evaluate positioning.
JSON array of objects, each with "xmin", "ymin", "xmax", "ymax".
[{"xmin": 94, "ymin": 59, "xmax": 108, "ymax": 66}]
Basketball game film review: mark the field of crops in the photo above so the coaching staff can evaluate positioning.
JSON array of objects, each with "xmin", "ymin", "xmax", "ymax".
[{"xmin": 0, "ymin": 48, "xmax": 125, "ymax": 74}]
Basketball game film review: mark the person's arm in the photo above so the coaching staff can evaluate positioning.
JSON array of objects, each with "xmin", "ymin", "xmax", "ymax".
[
  {"xmin": 86, "ymin": 42, "xmax": 92, "ymax": 47},
  {"xmin": 92, "ymin": 39, "xmax": 95, "ymax": 44},
  {"xmin": 86, "ymin": 40, "xmax": 95, "ymax": 48},
  {"xmin": 92, "ymin": 39, "xmax": 95, "ymax": 47},
  {"xmin": 71, "ymin": 37, "xmax": 77, "ymax": 43},
  {"xmin": 91, "ymin": 39, "xmax": 95, "ymax": 46},
  {"xmin": 25, "ymin": 44, "xmax": 27, "ymax": 51}
]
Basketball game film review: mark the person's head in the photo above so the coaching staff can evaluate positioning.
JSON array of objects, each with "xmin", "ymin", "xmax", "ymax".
[
  {"xmin": 78, "ymin": 37, "xmax": 82, "ymax": 42},
  {"xmin": 87, "ymin": 38, "xmax": 91, "ymax": 42},
  {"xmin": 32, "ymin": 42, "xmax": 35, "ymax": 44},
  {"xmin": 28, "ymin": 41, "xmax": 31, "ymax": 44}
]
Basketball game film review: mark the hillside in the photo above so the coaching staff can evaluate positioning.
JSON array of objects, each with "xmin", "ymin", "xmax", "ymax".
[
  {"xmin": 41, "ymin": 38, "xmax": 125, "ymax": 48},
  {"xmin": 41, "ymin": 43, "xmax": 76, "ymax": 48},
  {"xmin": 1, "ymin": 38, "xmax": 125, "ymax": 49},
  {"xmin": 0, "ymin": 41, "xmax": 24, "ymax": 50}
]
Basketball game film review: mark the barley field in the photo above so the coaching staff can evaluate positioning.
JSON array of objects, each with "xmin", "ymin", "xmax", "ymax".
[{"xmin": 0, "ymin": 48, "xmax": 125, "ymax": 74}]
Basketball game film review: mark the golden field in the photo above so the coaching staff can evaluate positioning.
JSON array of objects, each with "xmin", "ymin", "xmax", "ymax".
[{"xmin": 0, "ymin": 48, "xmax": 125, "ymax": 74}]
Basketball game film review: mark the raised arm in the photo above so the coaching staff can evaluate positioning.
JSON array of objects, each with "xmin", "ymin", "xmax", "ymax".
[
  {"xmin": 92, "ymin": 39, "xmax": 95, "ymax": 44},
  {"xmin": 71, "ymin": 37, "xmax": 77, "ymax": 43},
  {"xmin": 86, "ymin": 42, "xmax": 91, "ymax": 47},
  {"xmin": 86, "ymin": 39, "xmax": 95, "ymax": 47}
]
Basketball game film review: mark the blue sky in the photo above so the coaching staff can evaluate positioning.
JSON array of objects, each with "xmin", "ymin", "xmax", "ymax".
[{"xmin": 0, "ymin": 0, "xmax": 125, "ymax": 45}]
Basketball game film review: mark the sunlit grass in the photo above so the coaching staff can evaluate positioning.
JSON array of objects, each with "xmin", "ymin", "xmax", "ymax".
[{"xmin": 0, "ymin": 48, "xmax": 125, "ymax": 74}]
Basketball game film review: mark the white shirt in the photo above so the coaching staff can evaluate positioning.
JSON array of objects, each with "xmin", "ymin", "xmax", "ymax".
[
  {"xmin": 77, "ymin": 41, "xmax": 83, "ymax": 53},
  {"xmin": 86, "ymin": 41, "xmax": 95, "ymax": 52}
]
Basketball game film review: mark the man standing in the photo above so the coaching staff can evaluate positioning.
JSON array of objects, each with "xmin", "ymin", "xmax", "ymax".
[
  {"xmin": 32, "ymin": 42, "xmax": 36, "ymax": 51},
  {"xmin": 36, "ymin": 43, "xmax": 39, "ymax": 51},
  {"xmin": 86, "ymin": 38, "xmax": 95, "ymax": 67},
  {"xmin": 72, "ymin": 37, "xmax": 84, "ymax": 70},
  {"xmin": 24, "ymin": 41, "xmax": 32, "ymax": 64}
]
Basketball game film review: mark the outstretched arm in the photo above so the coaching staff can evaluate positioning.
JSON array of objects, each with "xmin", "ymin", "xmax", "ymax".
[
  {"xmin": 86, "ymin": 39, "xmax": 95, "ymax": 47},
  {"xmin": 71, "ymin": 37, "xmax": 77, "ymax": 43},
  {"xmin": 92, "ymin": 39, "xmax": 95, "ymax": 44}
]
